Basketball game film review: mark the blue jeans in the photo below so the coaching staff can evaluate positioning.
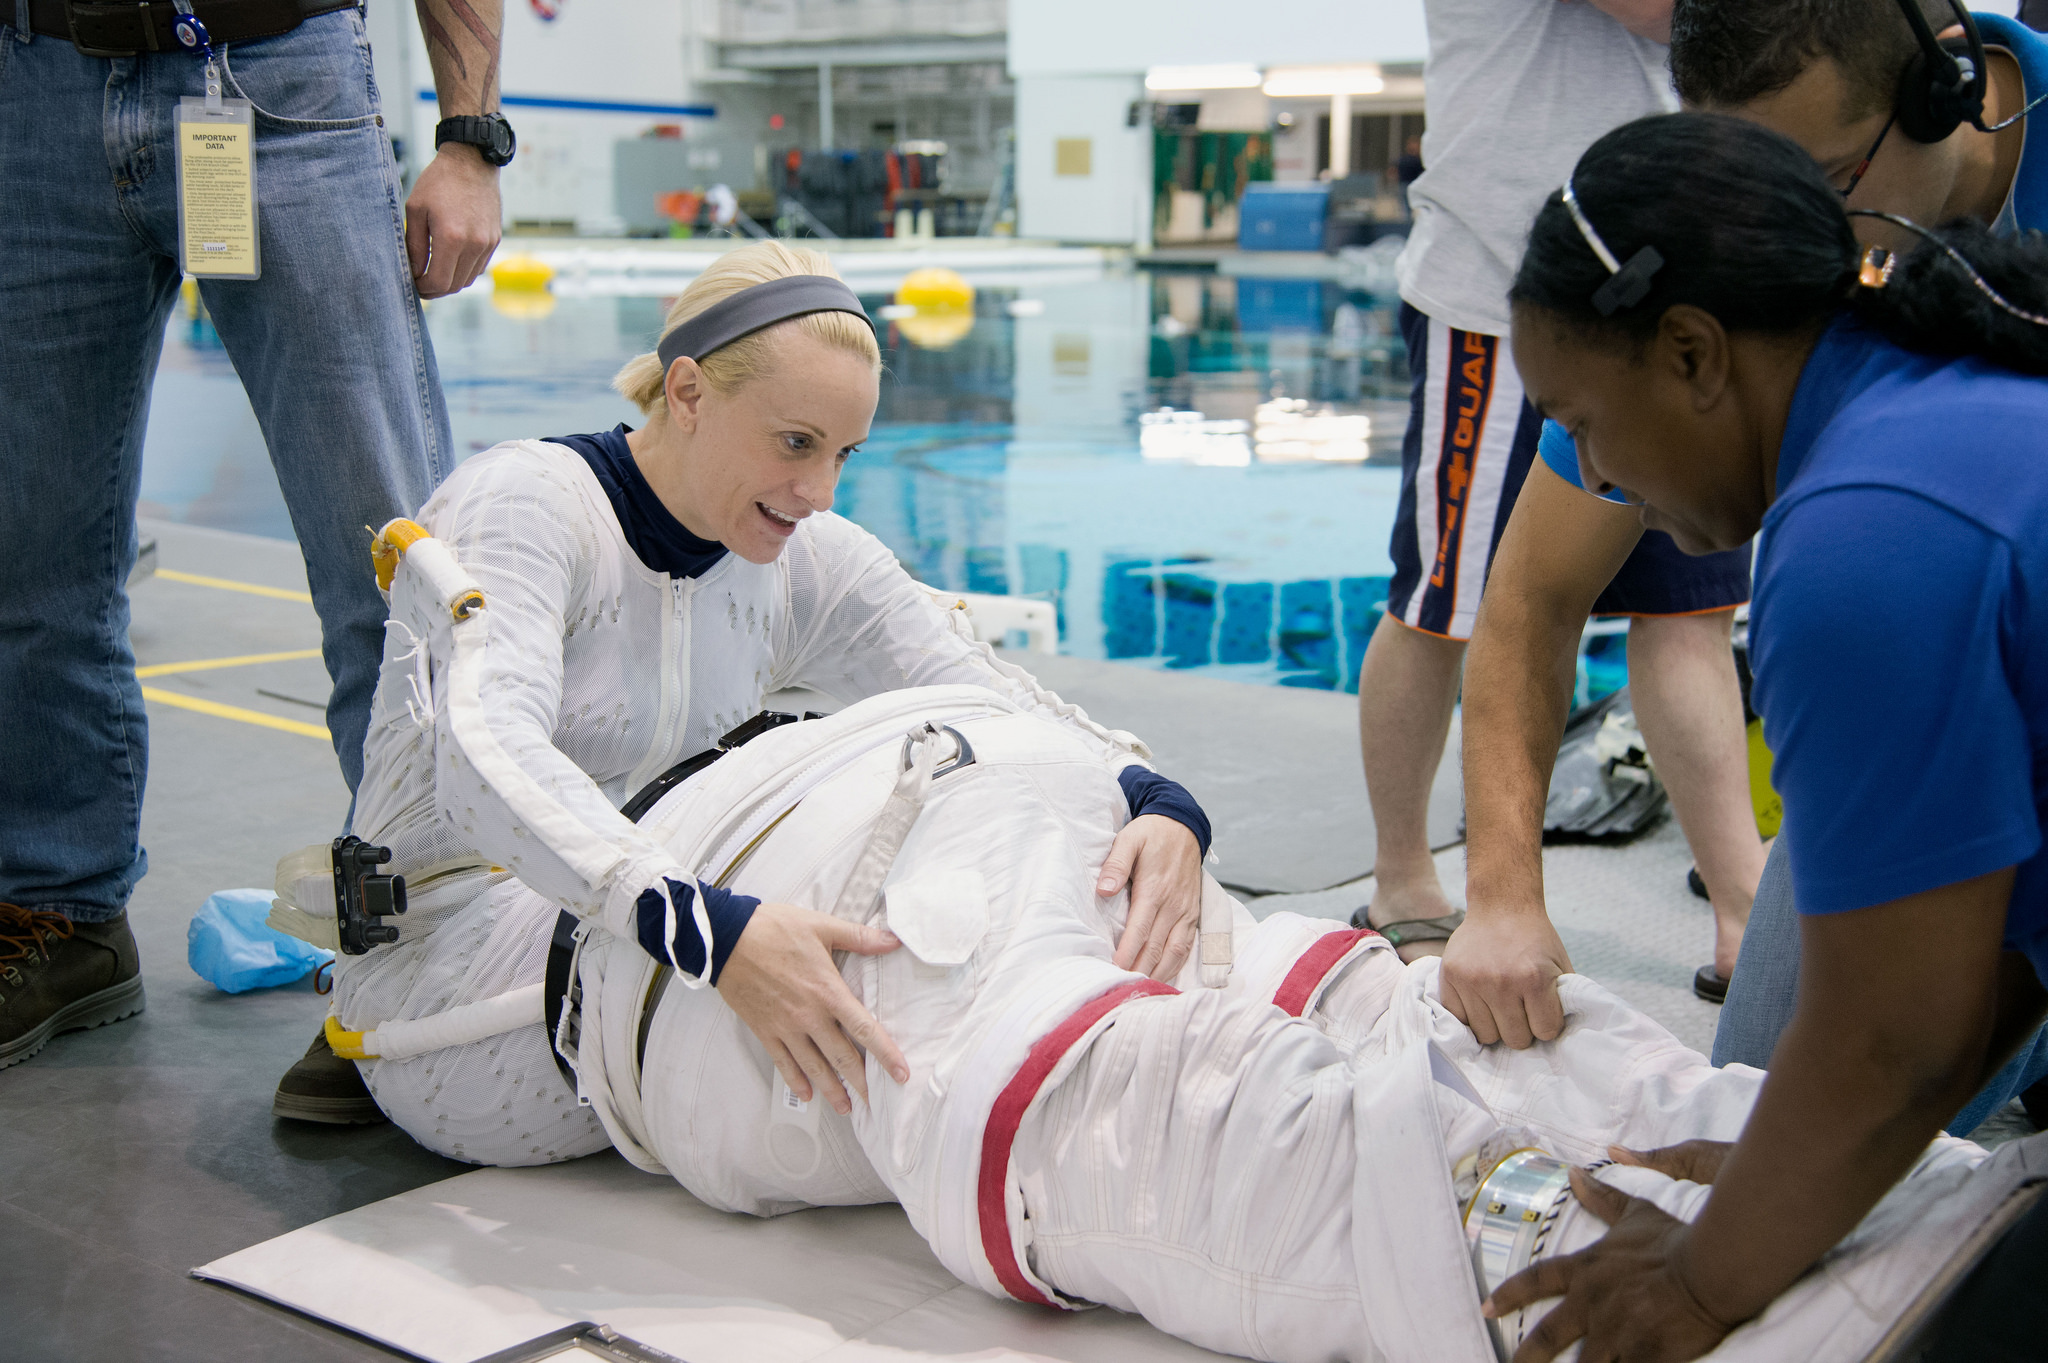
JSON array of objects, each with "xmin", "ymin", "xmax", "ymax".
[
  {"xmin": 0, "ymin": 7, "xmax": 449, "ymax": 922},
  {"xmin": 1714, "ymin": 838, "xmax": 2048, "ymax": 1137}
]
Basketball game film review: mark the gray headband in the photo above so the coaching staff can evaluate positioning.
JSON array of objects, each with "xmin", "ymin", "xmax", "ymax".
[{"xmin": 655, "ymin": 275, "xmax": 873, "ymax": 373}]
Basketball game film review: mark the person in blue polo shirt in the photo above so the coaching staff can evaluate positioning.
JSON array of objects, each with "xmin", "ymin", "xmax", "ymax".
[
  {"xmin": 1449, "ymin": 0, "xmax": 2048, "ymax": 1121},
  {"xmin": 1486, "ymin": 110, "xmax": 2048, "ymax": 1363}
]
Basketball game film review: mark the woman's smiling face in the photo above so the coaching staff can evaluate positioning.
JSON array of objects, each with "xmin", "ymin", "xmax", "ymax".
[{"xmin": 664, "ymin": 326, "xmax": 880, "ymax": 563}]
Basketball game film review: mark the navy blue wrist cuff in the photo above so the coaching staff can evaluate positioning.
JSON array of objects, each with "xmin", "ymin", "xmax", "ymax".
[
  {"xmin": 702, "ymin": 884, "xmax": 759, "ymax": 984},
  {"xmin": 1116, "ymin": 766, "xmax": 1213, "ymax": 856},
  {"xmin": 632, "ymin": 877, "xmax": 761, "ymax": 984}
]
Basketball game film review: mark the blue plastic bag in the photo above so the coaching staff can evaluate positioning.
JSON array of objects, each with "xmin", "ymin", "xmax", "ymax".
[{"xmin": 187, "ymin": 888, "xmax": 333, "ymax": 994}]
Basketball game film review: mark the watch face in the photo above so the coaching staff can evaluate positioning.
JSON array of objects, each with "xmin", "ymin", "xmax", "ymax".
[{"xmin": 491, "ymin": 118, "xmax": 517, "ymax": 164}]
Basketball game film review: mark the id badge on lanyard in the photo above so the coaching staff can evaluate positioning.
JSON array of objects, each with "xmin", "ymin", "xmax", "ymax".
[{"xmin": 170, "ymin": 2, "xmax": 261, "ymax": 279}]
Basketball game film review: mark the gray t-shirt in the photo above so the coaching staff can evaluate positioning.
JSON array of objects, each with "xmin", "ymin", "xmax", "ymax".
[{"xmin": 1396, "ymin": 0, "xmax": 1678, "ymax": 337}]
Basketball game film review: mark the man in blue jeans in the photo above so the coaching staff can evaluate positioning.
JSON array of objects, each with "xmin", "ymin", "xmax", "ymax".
[{"xmin": 0, "ymin": 0, "xmax": 508, "ymax": 1112}]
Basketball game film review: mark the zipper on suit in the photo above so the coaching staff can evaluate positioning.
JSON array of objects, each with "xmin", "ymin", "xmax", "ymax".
[{"xmin": 625, "ymin": 576, "xmax": 696, "ymax": 795}]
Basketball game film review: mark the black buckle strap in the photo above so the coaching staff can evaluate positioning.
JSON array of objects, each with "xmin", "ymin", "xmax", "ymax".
[
  {"xmin": 540, "ymin": 908, "xmax": 582, "ymax": 1090},
  {"xmin": 28, "ymin": 0, "xmax": 354, "ymax": 57},
  {"xmin": 542, "ymin": 709, "xmax": 825, "ymax": 1090}
]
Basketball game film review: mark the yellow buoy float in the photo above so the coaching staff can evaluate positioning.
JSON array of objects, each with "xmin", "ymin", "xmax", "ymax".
[
  {"xmin": 489, "ymin": 250, "xmax": 557, "ymax": 319},
  {"xmin": 895, "ymin": 267, "xmax": 973, "ymax": 312},
  {"xmin": 489, "ymin": 250, "xmax": 556, "ymax": 292},
  {"xmin": 891, "ymin": 267, "xmax": 975, "ymax": 349}
]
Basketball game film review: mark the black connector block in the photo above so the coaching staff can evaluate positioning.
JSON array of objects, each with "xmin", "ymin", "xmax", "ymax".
[{"xmin": 333, "ymin": 835, "xmax": 408, "ymax": 955}]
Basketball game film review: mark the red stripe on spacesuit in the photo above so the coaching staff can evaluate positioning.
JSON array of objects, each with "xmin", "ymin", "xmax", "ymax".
[
  {"xmin": 976, "ymin": 977, "xmax": 1179, "ymax": 1306},
  {"xmin": 1272, "ymin": 929, "xmax": 1380, "ymax": 1017}
]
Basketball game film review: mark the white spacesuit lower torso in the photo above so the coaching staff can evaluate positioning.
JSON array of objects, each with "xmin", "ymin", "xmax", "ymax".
[{"xmin": 351, "ymin": 686, "xmax": 2033, "ymax": 1363}]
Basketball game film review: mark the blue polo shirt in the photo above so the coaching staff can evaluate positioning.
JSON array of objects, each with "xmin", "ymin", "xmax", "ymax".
[
  {"xmin": 1539, "ymin": 11, "xmax": 2048, "ymax": 500},
  {"xmin": 1748, "ymin": 317, "xmax": 2048, "ymax": 986}
]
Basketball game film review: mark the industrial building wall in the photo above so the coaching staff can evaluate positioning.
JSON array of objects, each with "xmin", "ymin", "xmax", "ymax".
[
  {"xmin": 1012, "ymin": 75, "xmax": 1151, "ymax": 245},
  {"xmin": 1010, "ymin": 0, "xmax": 1427, "ymax": 75},
  {"xmin": 374, "ymin": 0, "xmax": 704, "ymax": 234},
  {"xmin": 1010, "ymin": 0, "xmax": 1427, "ymax": 243}
]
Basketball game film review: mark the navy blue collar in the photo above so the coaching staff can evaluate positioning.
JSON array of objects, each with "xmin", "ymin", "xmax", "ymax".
[{"xmin": 548, "ymin": 425, "xmax": 730, "ymax": 579}]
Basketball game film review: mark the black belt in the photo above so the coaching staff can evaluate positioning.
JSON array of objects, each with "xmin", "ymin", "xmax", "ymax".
[
  {"xmin": 542, "ymin": 710, "xmax": 819, "ymax": 1090},
  {"xmin": 28, "ymin": 0, "xmax": 356, "ymax": 57}
]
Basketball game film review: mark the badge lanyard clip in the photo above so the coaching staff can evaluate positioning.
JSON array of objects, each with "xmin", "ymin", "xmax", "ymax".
[
  {"xmin": 169, "ymin": 0, "xmax": 222, "ymax": 111},
  {"xmin": 171, "ymin": 0, "xmax": 260, "ymax": 278}
]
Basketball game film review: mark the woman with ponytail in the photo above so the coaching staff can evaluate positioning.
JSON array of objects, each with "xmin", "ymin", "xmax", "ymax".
[{"xmin": 1485, "ymin": 112, "xmax": 2048, "ymax": 1362}]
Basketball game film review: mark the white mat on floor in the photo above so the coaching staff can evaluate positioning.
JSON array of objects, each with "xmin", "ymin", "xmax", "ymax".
[{"xmin": 192, "ymin": 1153, "xmax": 1229, "ymax": 1363}]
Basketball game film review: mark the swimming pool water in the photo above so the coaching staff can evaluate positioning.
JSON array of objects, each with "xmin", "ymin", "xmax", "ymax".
[{"xmin": 140, "ymin": 263, "xmax": 1423, "ymax": 692}]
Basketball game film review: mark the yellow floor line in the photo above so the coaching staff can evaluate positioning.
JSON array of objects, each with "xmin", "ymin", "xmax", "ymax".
[
  {"xmin": 154, "ymin": 567, "xmax": 314, "ymax": 603},
  {"xmin": 135, "ymin": 648, "xmax": 323, "ymax": 678},
  {"xmin": 140, "ymin": 686, "xmax": 331, "ymax": 740}
]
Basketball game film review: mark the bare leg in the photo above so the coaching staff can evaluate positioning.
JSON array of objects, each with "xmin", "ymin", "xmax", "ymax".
[
  {"xmin": 1625, "ymin": 611, "xmax": 1766, "ymax": 978},
  {"xmin": 1357, "ymin": 617, "xmax": 1466, "ymax": 961}
]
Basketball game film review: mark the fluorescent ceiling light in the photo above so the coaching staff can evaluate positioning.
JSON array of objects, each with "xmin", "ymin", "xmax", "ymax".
[
  {"xmin": 1145, "ymin": 65, "xmax": 1264, "ymax": 92},
  {"xmin": 1262, "ymin": 65, "xmax": 1385, "ymax": 97}
]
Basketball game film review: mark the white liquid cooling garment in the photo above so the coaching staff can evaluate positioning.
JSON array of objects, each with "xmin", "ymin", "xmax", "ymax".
[{"xmin": 321, "ymin": 461, "xmax": 2035, "ymax": 1363}]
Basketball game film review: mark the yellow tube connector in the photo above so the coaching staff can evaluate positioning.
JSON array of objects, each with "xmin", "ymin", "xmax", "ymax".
[
  {"xmin": 372, "ymin": 517, "xmax": 486, "ymax": 621},
  {"xmin": 371, "ymin": 518, "xmax": 431, "ymax": 592},
  {"xmin": 324, "ymin": 1012, "xmax": 373, "ymax": 1061}
]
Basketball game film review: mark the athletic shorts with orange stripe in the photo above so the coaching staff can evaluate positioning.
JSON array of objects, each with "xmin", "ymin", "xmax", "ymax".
[{"xmin": 1384, "ymin": 303, "xmax": 1751, "ymax": 640}]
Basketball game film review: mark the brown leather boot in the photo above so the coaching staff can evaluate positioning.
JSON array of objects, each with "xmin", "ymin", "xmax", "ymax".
[
  {"xmin": 0, "ymin": 904, "xmax": 145, "ymax": 1069},
  {"xmin": 273, "ymin": 1027, "xmax": 387, "ymax": 1124}
]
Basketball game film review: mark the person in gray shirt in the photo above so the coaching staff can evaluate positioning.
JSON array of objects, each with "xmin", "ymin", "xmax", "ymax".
[{"xmin": 1355, "ymin": 1, "xmax": 1764, "ymax": 1017}]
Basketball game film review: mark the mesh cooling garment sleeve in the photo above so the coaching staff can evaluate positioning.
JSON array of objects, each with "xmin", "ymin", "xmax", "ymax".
[
  {"xmin": 1752, "ymin": 487, "xmax": 2040, "ymax": 918},
  {"xmin": 425, "ymin": 460, "xmax": 724, "ymax": 982},
  {"xmin": 770, "ymin": 514, "xmax": 1154, "ymax": 774}
]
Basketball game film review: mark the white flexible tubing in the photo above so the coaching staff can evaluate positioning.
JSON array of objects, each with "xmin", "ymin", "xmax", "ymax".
[
  {"xmin": 442, "ymin": 611, "xmax": 717, "ymax": 979},
  {"xmin": 399, "ymin": 536, "xmax": 484, "ymax": 620},
  {"xmin": 442, "ymin": 612, "xmax": 622, "ymax": 893},
  {"xmin": 359, "ymin": 983, "xmax": 545, "ymax": 1060}
]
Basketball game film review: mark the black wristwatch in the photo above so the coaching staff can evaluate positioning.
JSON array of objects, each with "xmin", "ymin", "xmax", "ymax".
[{"xmin": 435, "ymin": 113, "xmax": 516, "ymax": 168}]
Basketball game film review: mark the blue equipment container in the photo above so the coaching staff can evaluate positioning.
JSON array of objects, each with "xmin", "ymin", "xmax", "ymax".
[
  {"xmin": 1235, "ymin": 278, "xmax": 1324, "ymax": 333},
  {"xmin": 1237, "ymin": 183, "xmax": 1331, "ymax": 252}
]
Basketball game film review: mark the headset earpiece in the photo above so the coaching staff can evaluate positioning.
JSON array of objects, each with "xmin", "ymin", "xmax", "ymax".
[
  {"xmin": 1891, "ymin": 0, "xmax": 1988, "ymax": 144},
  {"xmin": 1896, "ymin": 36, "xmax": 1984, "ymax": 142}
]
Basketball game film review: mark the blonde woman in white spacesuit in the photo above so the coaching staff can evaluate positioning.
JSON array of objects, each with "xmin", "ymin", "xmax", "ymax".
[
  {"xmin": 318, "ymin": 240, "xmax": 1210, "ymax": 1155},
  {"xmin": 302, "ymin": 238, "xmax": 2045, "ymax": 1363}
]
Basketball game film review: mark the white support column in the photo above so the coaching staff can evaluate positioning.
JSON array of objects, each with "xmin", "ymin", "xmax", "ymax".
[
  {"xmin": 819, "ymin": 61, "xmax": 836, "ymax": 150},
  {"xmin": 1328, "ymin": 90, "xmax": 1352, "ymax": 178}
]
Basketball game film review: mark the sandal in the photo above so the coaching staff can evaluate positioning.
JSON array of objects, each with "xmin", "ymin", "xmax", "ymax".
[
  {"xmin": 1348, "ymin": 904, "xmax": 1467, "ymax": 949},
  {"xmin": 1693, "ymin": 964, "xmax": 1729, "ymax": 1004}
]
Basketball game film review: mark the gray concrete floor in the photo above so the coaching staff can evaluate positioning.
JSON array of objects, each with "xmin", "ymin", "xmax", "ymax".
[
  {"xmin": 989, "ymin": 651, "xmax": 1463, "ymax": 896},
  {"xmin": 2, "ymin": 522, "xmax": 459, "ymax": 1361},
  {"xmin": 2, "ymin": 521, "xmax": 2031, "ymax": 1361}
]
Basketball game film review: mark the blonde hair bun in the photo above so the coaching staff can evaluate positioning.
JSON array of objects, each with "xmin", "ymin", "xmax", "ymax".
[{"xmin": 613, "ymin": 241, "xmax": 882, "ymax": 415}]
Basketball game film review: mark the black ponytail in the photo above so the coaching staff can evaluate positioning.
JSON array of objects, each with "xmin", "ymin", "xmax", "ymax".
[
  {"xmin": 1510, "ymin": 112, "xmax": 2048, "ymax": 376},
  {"xmin": 1510, "ymin": 114, "xmax": 1855, "ymax": 349},
  {"xmin": 1850, "ymin": 220, "xmax": 2048, "ymax": 376}
]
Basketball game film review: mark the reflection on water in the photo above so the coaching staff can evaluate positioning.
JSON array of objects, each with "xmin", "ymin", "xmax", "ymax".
[{"xmin": 140, "ymin": 263, "xmax": 1413, "ymax": 691}]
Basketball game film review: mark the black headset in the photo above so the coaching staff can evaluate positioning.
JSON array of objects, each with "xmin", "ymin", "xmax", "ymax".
[{"xmin": 1892, "ymin": 0, "xmax": 1989, "ymax": 142}]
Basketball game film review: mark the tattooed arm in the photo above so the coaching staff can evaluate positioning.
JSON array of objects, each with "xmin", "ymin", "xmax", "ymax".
[{"xmin": 406, "ymin": 0, "xmax": 505, "ymax": 298}]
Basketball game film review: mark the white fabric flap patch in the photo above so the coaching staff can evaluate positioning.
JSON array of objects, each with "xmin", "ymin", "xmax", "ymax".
[{"xmin": 884, "ymin": 870, "xmax": 989, "ymax": 967}]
